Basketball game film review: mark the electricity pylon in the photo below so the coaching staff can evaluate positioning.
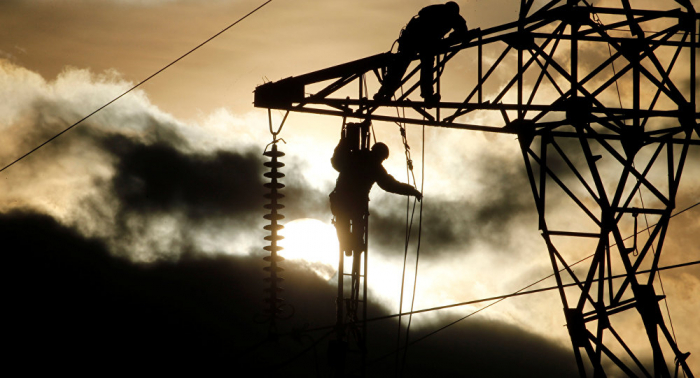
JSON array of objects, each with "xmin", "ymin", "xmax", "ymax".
[{"xmin": 255, "ymin": 1, "xmax": 699, "ymax": 376}]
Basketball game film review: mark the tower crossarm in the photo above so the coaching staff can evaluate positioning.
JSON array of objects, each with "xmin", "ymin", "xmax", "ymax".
[{"xmin": 254, "ymin": 2, "xmax": 699, "ymax": 146}]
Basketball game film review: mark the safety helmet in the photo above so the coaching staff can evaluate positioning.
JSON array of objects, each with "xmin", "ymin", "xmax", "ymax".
[
  {"xmin": 446, "ymin": 1, "xmax": 460, "ymax": 13},
  {"xmin": 372, "ymin": 142, "xmax": 389, "ymax": 161}
]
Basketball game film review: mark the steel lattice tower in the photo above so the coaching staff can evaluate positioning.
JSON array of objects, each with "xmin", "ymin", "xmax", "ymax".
[{"xmin": 255, "ymin": 1, "xmax": 699, "ymax": 376}]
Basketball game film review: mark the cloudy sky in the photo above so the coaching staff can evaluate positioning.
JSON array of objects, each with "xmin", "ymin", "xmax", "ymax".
[{"xmin": 1, "ymin": 0, "xmax": 698, "ymax": 376}]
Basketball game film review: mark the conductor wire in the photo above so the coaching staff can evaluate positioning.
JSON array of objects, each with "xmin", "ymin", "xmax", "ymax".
[{"xmin": 0, "ymin": 0, "xmax": 273, "ymax": 175}]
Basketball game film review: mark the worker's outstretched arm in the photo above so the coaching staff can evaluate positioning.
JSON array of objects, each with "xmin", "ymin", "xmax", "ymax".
[
  {"xmin": 376, "ymin": 168, "xmax": 422, "ymax": 200},
  {"xmin": 446, "ymin": 14, "xmax": 469, "ymax": 42}
]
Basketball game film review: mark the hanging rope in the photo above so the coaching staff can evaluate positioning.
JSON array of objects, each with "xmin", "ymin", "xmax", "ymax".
[
  {"xmin": 395, "ymin": 186, "xmax": 419, "ymax": 375},
  {"xmin": 585, "ymin": 0, "xmax": 625, "ymax": 121},
  {"xmin": 400, "ymin": 123, "xmax": 426, "ymax": 376},
  {"xmin": 394, "ymin": 105, "xmax": 420, "ymax": 375},
  {"xmin": 361, "ymin": 74, "xmax": 378, "ymax": 145}
]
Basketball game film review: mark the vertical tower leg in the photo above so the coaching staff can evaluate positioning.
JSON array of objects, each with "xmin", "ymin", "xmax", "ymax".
[{"xmin": 332, "ymin": 211, "xmax": 368, "ymax": 377}]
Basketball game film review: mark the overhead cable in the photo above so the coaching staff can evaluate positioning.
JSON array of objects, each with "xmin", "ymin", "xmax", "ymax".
[
  {"xmin": 365, "ymin": 258, "xmax": 700, "ymax": 368},
  {"xmin": 304, "ymin": 258, "xmax": 700, "ymax": 337},
  {"xmin": 0, "ymin": 0, "xmax": 273, "ymax": 174},
  {"xmin": 298, "ymin": 200, "xmax": 700, "ymax": 336}
]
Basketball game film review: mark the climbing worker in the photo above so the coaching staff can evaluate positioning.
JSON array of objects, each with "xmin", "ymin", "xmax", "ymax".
[
  {"xmin": 374, "ymin": 1, "xmax": 470, "ymax": 104},
  {"xmin": 329, "ymin": 121, "xmax": 422, "ymax": 256}
]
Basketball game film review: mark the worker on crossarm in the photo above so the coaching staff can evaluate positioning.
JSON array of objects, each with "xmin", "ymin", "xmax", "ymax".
[
  {"xmin": 329, "ymin": 127, "xmax": 422, "ymax": 256},
  {"xmin": 374, "ymin": 1, "xmax": 469, "ymax": 104}
]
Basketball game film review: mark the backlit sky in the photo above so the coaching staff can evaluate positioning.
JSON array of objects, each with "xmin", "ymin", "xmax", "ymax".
[{"xmin": 1, "ymin": 0, "xmax": 698, "ymax": 375}]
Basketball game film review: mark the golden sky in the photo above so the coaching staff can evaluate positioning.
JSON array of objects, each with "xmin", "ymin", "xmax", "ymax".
[{"xmin": 0, "ymin": 0, "xmax": 698, "ymax": 375}]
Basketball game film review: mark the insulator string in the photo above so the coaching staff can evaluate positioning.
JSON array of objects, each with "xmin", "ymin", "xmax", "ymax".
[{"xmin": 262, "ymin": 141, "xmax": 287, "ymax": 332}]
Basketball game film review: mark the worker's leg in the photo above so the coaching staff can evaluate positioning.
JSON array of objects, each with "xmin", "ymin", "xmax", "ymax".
[
  {"xmin": 419, "ymin": 53, "xmax": 435, "ymax": 99},
  {"xmin": 349, "ymin": 217, "xmax": 365, "ymax": 254},
  {"xmin": 335, "ymin": 215, "xmax": 353, "ymax": 256},
  {"xmin": 375, "ymin": 53, "xmax": 411, "ymax": 100}
]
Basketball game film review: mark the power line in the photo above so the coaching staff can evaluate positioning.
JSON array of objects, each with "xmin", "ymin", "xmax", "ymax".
[
  {"xmin": 302, "ymin": 257, "xmax": 700, "ymax": 337},
  {"xmin": 0, "ymin": 0, "xmax": 273, "ymax": 175},
  {"xmin": 379, "ymin": 259, "xmax": 700, "ymax": 322},
  {"xmin": 365, "ymin": 199, "xmax": 700, "ymax": 366},
  {"xmin": 262, "ymin": 201, "xmax": 699, "ymax": 373},
  {"xmin": 365, "ymin": 258, "xmax": 700, "ymax": 367},
  {"xmin": 348, "ymin": 199, "xmax": 699, "ymax": 375},
  {"xmin": 299, "ymin": 200, "xmax": 700, "ymax": 337},
  {"xmin": 272, "ymin": 200, "xmax": 699, "ymax": 371}
]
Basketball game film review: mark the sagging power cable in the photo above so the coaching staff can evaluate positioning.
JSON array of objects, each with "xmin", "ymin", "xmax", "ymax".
[
  {"xmin": 369, "ymin": 200, "xmax": 700, "ymax": 369},
  {"xmin": 387, "ymin": 200, "xmax": 700, "ymax": 343},
  {"xmin": 366, "ymin": 258, "xmax": 700, "ymax": 368},
  {"xmin": 254, "ymin": 200, "xmax": 699, "ymax": 373},
  {"xmin": 297, "ymin": 200, "xmax": 699, "ymax": 337},
  {"xmin": 293, "ymin": 256, "xmax": 700, "ymax": 340},
  {"xmin": 0, "ymin": 0, "xmax": 273, "ymax": 175}
]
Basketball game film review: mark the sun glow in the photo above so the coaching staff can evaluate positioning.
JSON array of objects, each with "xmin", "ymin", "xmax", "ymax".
[{"xmin": 279, "ymin": 218, "xmax": 339, "ymax": 280}]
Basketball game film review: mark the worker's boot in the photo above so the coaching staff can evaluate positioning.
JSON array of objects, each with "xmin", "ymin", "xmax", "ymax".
[{"xmin": 373, "ymin": 89, "xmax": 391, "ymax": 102}]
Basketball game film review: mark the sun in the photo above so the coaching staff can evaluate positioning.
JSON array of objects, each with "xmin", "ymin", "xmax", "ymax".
[{"xmin": 279, "ymin": 218, "xmax": 339, "ymax": 280}]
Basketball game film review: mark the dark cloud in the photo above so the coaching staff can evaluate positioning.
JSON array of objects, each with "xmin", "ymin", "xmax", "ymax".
[
  {"xmin": 369, "ymin": 151, "xmax": 537, "ymax": 258},
  {"xmin": 103, "ymin": 134, "xmax": 266, "ymax": 220},
  {"xmin": 0, "ymin": 62, "xmax": 332, "ymax": 259},
  {"xmin": 98, "ymin": 131, "xmax": 331, "ymax": 255}
]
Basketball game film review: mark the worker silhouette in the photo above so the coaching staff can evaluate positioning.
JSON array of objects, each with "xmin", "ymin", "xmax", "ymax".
[
  {"xmin": 374, "ymin": 1, "xmax": 469, "ymax": 103},
  {"xmin": 330, "ymin": 121, "xmax": 421, "ymax": 256}
]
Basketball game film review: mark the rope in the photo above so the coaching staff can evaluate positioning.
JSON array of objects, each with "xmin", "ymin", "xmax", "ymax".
[
  {"xmin": 395, "ymin": 99, "xmax": 419, "ymax": 375},
  {"xmin": 394, "ymin": 85, "xmax": 414, "ymax": 185},
  {"xmin": 586, "ymin": 1, "xmax": 625, "ymax": 122},
  {"xmin": 395, "ymin": 195, "xmax": 418, "ymax": 375},
  {"xmin": 0, "ymin": 0, "xmax": 273, "ymax": 175},
  {"xmin": 607, "ymin": 43, "xmax": 624, "ymax": 117},
  {"xmin": 399, "ymin": 123, "xmax": 426, "ymax": 376},
  {"xmin": 362, "ymin": 74, "xmax": 377, "ymax": 145}
]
